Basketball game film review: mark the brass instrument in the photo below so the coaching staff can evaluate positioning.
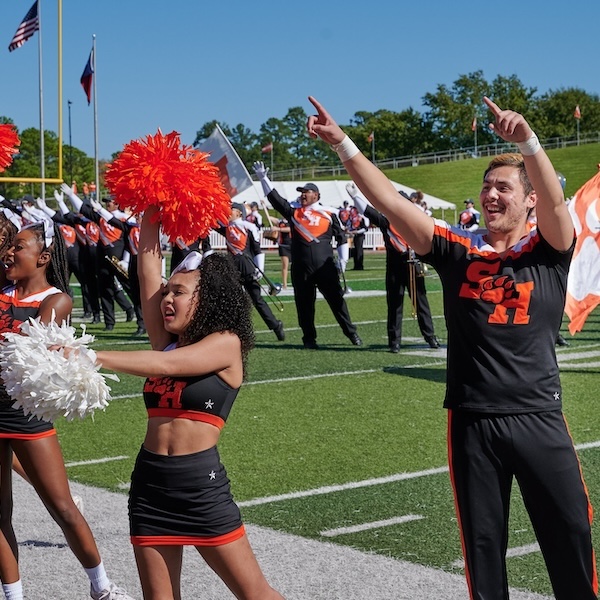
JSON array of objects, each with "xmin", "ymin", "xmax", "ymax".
[
  {"xmin": 105, "ymin": 254, "xmax": 129, "ymax": 281},
  {"xmin": 407, "ymin": 248, "xmax": 424, "ymax": 318},
  {"xmin": 255, "ymin": 264, "xmax": 284, "ymax": 312}
]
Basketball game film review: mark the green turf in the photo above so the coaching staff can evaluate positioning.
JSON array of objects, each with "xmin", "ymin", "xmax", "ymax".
[{"xmin": 55, "ymin": 251, "xmax": 599, "ymax": 597}]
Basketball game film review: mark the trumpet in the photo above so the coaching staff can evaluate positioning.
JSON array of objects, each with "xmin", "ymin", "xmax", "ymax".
[{"xmin": 105, "ymin": 254, "xmax": 129, "ymax": 280}]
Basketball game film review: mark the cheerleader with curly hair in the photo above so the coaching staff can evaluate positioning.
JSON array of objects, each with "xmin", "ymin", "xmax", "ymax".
[
  {"xmin": 85, "ymin": 206, "xmax": 284, "ymax": 600},
  {"xmin": 0, "ymin": 221, "xmax": 133, "ymax": 600}
]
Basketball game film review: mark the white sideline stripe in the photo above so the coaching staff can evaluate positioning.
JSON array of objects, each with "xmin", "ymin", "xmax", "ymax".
[
  {"xmin": 65, "ymin": 455, "xmax": 128, "ymax": 467},
  {"xmin": 560, "ymin": 361, "xmax": 600, "ymax": 369},
  {"xmin": 239, "ymin": 439, "xmax": 599, "ymax": 508},
  {"xmin": 451, "ymin": 543, "xmax": 541, "ymax": 569},
  {"xmin": 557, "ymin": 350, "xmax": 600, "ymax": 361},
  {"xmin": 320, "ymin": 514, "xmax": 424, "ymax": 538},
  {"xmin": 237, "ymin": 466, "xmax": 450, "ymax": 507},
  {"xmin": 246, "ymin": 361, "xmax": 445, "ymax": 386}
]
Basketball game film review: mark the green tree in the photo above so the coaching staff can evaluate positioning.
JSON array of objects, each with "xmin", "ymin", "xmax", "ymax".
[{"xmin": 535, "ymin": 88, "xmax": 600, "ymax": 139}]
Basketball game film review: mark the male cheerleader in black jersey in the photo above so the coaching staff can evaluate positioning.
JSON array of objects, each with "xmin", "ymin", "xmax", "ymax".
[{"xmin": 307, "ymin": 95, "xmax": 596, "ymax": 599}]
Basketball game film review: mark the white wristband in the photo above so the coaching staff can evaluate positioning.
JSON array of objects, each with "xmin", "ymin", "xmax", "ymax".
[
  {"xmin": 517, "ymin": 134, "xmax": 541, "ymax": 156},
  {"xmin": 331, "ymin": 136, "xmax": 360, "ymax": 162}
]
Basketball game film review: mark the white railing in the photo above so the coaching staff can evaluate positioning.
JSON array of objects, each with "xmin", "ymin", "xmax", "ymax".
[{"xmin": 207, "ymin": 228, "xmax": 386, "ymax": 251}]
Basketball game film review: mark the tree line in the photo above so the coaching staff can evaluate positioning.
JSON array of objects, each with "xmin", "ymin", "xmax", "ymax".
[{"xmin": 2, "ymin": 71, "xmax": 599, "ymax": 199}]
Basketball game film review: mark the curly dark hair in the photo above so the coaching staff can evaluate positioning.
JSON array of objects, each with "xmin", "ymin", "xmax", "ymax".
[
  {"xmin": 25, "ymin": 222, "xmax": 70, "ymax": 293},
  {"xmin": 180, "ymin": 252, "xmax": 255, "ymax": 380},
  {"xmin": 0, "ymin": 214, "xmax": 18, "ymax": 264}
]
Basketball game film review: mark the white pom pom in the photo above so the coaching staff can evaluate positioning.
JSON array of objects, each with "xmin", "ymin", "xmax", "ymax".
[{"xmin": 0, "ymin": 316, "xmax": 118, "ymax": 422}]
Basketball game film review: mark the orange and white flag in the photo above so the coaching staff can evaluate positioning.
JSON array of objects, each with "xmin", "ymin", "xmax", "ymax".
[
  {"xmin": 574, "ymin": 105, "xmax": 582, "ymax": 119},
  {"xmin": 197, "ymin": 125, "xmax": 253, "ymax": 199},
  {"xmin": 565, "ymin": 169, "xmax": 600, "ymax": 334}
]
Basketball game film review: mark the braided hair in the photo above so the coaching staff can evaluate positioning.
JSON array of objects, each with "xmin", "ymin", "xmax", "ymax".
[{"xmin": 26, "ymin": 222, "xmax": 70, "ymax": 293}]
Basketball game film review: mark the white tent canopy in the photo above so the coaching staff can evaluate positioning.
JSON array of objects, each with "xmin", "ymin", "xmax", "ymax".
[{"xmin": 233, "ymin": 180, "xmax": 456, "ymax": 219}]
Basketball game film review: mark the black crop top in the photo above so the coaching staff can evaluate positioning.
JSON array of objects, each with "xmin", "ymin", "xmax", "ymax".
[{"xmin": 143, "ymin": 372, "xmax": 239, "ymax": 430}]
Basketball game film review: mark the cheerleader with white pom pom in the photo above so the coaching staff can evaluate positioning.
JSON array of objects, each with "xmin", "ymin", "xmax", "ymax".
[
  {"xmin": 0, "ymin": 221, "xmax": 134, "ymax": 600},
  {"xmin": 71, "ymin": 206, "xmax": 284, "ymax": 600}
]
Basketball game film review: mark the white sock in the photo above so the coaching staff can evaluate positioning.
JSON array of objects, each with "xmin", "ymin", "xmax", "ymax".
[
  {"xmin": 3, "ymin": 580, "xmax": 23, "ymax": 600},
  {"xmin": 84, "ymin": 561, "xmax": 111, "ymax": 593}
]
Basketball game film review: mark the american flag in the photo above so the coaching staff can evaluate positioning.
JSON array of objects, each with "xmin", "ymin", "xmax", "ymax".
[{"xmin": 8, "ymin": 1, "xmax": 39, "ymax": 52}]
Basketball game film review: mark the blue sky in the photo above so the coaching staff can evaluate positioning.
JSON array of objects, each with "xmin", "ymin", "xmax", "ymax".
[{"xmin": 2, "ymin": 1, "xmax": 597, "ymax": 161}]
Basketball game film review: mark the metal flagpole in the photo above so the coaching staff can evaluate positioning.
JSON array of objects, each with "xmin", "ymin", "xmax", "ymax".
[
  {"xmin": 371, "ymin": 135, "xmax": 375, "ymax": 162},
  {"xmin": 92, "ymin": 35, "xmax": 99, "ymax": 199},
  {"xmin": 270, "ymin": 142, "xmax": 274, "ymax": 176},
  {"xmin": 38, "ymin": 0, "xmax": 45, "ymax": 200}
]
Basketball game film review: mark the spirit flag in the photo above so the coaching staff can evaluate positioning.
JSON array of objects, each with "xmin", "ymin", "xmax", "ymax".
[
  {"xmin": 197, "ymin": 125, "xmax": 253, "ymax": 199},
  {"xmin": 80, "ymin": 48, "xmax": 94, "ymax": 105},
  {"xmin": 8, "ymin": 1, "xmax": 39, "ymax": 52},
  {"xmin": 565, "ymin": 169, "xmax": 600, "ymax": 334}
]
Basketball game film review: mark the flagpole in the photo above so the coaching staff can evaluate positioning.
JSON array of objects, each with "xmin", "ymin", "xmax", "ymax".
[
  {"xmin": 371, "ymin": 136, "xmax": 375, "ymax": 163},
  {"xmin": 92, "ymin": 35, "xmax": 99, "ymax": 199},
  {"xmin": 474, "ymin": 122, "xmax": 478, "ymax": 157},
  {"xmin": 270, "ymin": 142, "xmax": 274, "ymax": 177},
  {"xmin": 38, "ymin": 0, "xmax": 45, "ymax": 199}
]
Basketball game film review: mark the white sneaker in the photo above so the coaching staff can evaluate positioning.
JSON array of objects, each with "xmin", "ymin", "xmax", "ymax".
[
  {"xmin": 90, "ymin": 582, "xmax": 135, "ymax": 600},
  {"xmin": 72, "ymin": 494, "xmax": 84, "ymax": 515}
]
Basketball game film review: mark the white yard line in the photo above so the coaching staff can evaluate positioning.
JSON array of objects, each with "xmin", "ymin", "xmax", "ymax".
[{"xmin": 320, "ymin": 515, "xmax": 424, "ymax": 538}]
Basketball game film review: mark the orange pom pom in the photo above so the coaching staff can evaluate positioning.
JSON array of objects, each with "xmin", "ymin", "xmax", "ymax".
[
  {"xmin": 104, "ymin": 130, "xmax": 231, "ymax": 243},
  {"xmin": 0, "ymin": 124, "xmax": 20, "ymax": 173}
]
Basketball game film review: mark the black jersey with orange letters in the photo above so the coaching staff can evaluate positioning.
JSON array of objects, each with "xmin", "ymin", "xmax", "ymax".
[
  {"xmin": 143, "ymin": 372, "xmax": 239, "ymax": 430},
  {"xmin": 423, "ymin": 220, "xmax": 574, "ymax": 413}
]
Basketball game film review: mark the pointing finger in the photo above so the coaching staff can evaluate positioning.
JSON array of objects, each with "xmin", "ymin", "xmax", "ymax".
[{"xmin": 483, "ymin": 96, "xmax": 501, "ymax": 116}]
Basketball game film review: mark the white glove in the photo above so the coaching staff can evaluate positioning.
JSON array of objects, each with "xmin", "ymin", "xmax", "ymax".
[
  {"xmin": 36, "ymin": 197, "xmax": 56, "ymax": 218},
  {"xmin": 345, "ymin": 182, "xmax": 359, "ymax": 198},
  {"xmin": 60, "ymin": 182, "xmax": 83, "ymax": 211},
  {"xmin": 92, "ymin": 200, "xmax": 114, "ymax": 222},
  {"xmin": 337, "ymin": 243, "xmax": 349, "ymax": 272},
  {"xmin": 252, "ymin": 161, "xmax": 273, "ymax": 196},
  {"xmin": 53, "ymin": 190, "xmax": 69, "ymax": 215},
  {"xmin": 253, "ymin": 252, "xmax": 265, "ymax": 273},
  {"xmin": 352, "ymin": 194, "xmax": 368, "ymax": 215},
  {"xmin": 253, "ymin": 161, "xmax": 269, "ymax": 179}
]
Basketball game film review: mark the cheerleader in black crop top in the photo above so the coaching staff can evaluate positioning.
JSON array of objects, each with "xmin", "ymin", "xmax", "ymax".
[
  {"xmin": 89, "ymin": 208, "xmax": 284, "ymax": 599},
  {"xmin": 306, "ymin": 97, "xmax": 597, "ymax": 599},
  {"xmin": 0, "ymin": 221, "xmax": 132, "ymax": 600}
]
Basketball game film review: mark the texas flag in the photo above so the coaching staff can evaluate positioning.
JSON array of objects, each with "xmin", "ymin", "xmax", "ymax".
[
  {"xmin": 565, "ymin": 169, "xmax": 600, "ymax": 334},
  {"xmin": 80, "ymin": 48, "xmax": 94, "ymax": 105},
  {"xmin": 197, "ymin": 125, "xmax": 253, "ymax": 199}
]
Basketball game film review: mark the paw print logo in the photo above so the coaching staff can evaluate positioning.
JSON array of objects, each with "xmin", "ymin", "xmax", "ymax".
[{"xmin": 480, "ymin": 275, "xmax": 519, "ymax": 305}]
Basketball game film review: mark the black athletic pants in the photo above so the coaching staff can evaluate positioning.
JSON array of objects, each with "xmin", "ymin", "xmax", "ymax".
[
  {"xmin": 386, "ymin": 253, "xmax": 434, "ymax": 346},
  {"xmin": 448, "ymin": 410, "xmax": 597, "ymax": 600},
  {"xmin": 292, "ymin": 257, "xmax": 356, "ymax": 345}
]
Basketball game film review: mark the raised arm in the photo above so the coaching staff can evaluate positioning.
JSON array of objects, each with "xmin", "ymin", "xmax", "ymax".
[
  {"xmin": 137, "ymin": 206, "xmax": 171, "ymax": 350},
  {"xmin": 484, "ymin": 97, "xmax": 573, "ymax": 251},
  {"xmin": 307, "ymin": 96, "xmax": 434, "ymax": 255}
]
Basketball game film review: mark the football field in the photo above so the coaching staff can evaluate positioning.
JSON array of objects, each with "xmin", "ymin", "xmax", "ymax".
[{"xmin": 50, "ymin": 252, "xmax": 600, "ymax": 598}]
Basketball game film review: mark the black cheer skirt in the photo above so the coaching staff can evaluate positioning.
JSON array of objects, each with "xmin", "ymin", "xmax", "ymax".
[{"xmin": 129, "ymin": 445, "xmax": 244, "ymax": 547}]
